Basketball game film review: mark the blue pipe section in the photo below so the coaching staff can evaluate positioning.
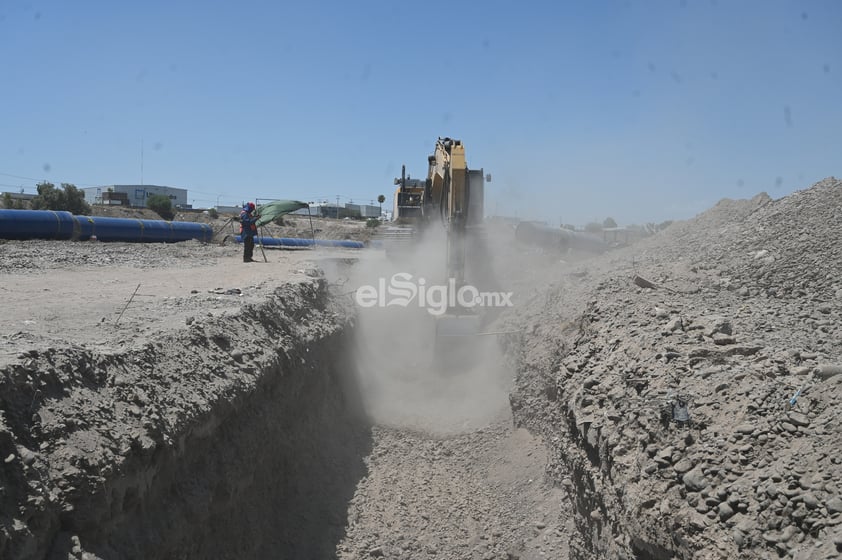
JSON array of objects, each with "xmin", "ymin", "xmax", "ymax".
[
  {"xmin": 0, "ymin": 209, "xmax": 213, "ymax": 243},
  {"xmin": 236, "ymin": 235, "xmax": 364, "ymax": 249},
  {"xmin": 0, "ymin": 210, "xmax": 76, "ymax": 240}
]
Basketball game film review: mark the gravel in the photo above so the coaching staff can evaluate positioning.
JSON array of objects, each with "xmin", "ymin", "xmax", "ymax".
[{"xmin": 507, "ymin": 177, "xmax": 842, "ymax": 559}]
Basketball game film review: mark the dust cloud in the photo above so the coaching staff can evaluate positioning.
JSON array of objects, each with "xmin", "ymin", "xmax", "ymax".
[{"xmin": 345, "ymin": 227, "xmax": 513, "ymax": 435}]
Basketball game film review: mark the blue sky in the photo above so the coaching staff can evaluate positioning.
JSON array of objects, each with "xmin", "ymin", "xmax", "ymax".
[{"xmin": 1, "ymin": 0, "xmax": 840, "ymax": 224}]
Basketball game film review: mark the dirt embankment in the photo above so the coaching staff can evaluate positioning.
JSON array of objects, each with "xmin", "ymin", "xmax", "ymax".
[
  {"xmin": 506, "ymin": 178, "xmax": 842, "ymax": 559},
  {"xmin": 0, "ymin": 273, "xmax": 371, "ymax": 559}
]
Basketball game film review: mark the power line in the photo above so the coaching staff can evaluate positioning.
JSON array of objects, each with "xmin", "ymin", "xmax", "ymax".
[
  {"xmin": 0, "ymin": 171, "xmax": 102, "ymax": 188},
  {"xmin": 0, "ymin": 172, "xmax": 42, "ymax": 182},
  {"xmin": 0, "ymin": 170, "xmax": 205, "ymax": 193}
]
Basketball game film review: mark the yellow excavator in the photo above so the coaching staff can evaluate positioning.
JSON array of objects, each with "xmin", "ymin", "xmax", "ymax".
[{"xmin": 392, "ymin": 137, "xmax": 492, "ymax": 349}]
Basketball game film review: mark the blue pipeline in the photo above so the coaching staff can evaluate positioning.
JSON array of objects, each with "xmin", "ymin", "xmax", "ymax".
[
  {"xmin": 236, "ymin": 235, "xmax": 364, "ymax": 249},
  {"xmin": 0, "ymin": 209, "xmax": 213, "ymax": 243}
]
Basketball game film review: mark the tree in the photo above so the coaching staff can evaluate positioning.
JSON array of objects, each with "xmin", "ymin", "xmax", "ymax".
[
  {"xmin": 603, "ymin": 217, "xmax": 618, "ymax": 229},
  {"xmin": 377, "ymin": 194, "xmax": 385, "ymax": 217},
  {"xmin": 62, "ymin": 184, "xmax": 90, "ymax": 214},
  {"xmin": 30, "ymin": 182, "xmax": 57, "ymax": 210},
  {"xmin": 147, "ymin": 194, "xmax": 174, "ymax": 220},
  {"xmin": 366, "ymin": 217, "xmax": 380, "ymax": 228},
  {"xmin": 31, "ymin": 182, "xmax": 91, "ymax": 214},
  {"xmin": 2, "ymin": 192, "xmax": 12, "ymax": 209}
]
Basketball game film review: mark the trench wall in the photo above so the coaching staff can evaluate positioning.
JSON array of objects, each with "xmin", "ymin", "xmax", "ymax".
[{"xmin": 0, "ymin": 277, "xmax": 370, "ymax": 559}]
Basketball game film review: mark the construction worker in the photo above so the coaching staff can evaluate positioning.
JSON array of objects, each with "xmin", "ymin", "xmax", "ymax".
[{"xmin": 240, "ymin": 202, "xmax": 258, "ymax": 262}]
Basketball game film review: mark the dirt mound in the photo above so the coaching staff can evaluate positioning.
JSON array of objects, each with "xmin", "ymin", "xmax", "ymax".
[
  {"xmin": 508, "ymin": 178, "xmax": 842, "ymax": 559},
  {"xmin": 89, "ymin": 206, "xmax": 164, "ymax": 220}
]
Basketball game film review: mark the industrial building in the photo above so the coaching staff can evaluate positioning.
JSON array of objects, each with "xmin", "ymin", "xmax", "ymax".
[
  {"xmin": 83, "ymin": 185, "xmax": 188, "ymax": 209},
  {"xmin": 316, "ymin": 203, "xmax": 344, "ymax": 219},
  {"xmin": 345, "ymin": 203, "xmax": 381, "ymax": 218}
]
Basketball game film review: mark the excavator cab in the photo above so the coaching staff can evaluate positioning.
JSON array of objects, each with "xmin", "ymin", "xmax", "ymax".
[{"xmin": 393, "ymin": 165, "xmax": 428, "ymax": 221}]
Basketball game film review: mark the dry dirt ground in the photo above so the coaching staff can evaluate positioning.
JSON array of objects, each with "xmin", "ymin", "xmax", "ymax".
[
  {"xmin": 2, "ymin": 178, "xmax": 841, "ymax": 560},
  {"xmin": 0, "ymin": 242, "xmax": 317, "ymax": 358}
]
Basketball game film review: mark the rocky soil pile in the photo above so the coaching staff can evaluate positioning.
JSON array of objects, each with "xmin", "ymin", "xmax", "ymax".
[{"xmin": 507, "ymin": 177, "xmax": 842, "ymax": 559}]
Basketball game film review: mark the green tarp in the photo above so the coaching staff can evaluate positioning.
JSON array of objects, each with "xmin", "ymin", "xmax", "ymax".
[{"xmin": 255, "ymin": 200, "xmax": 309, "ymax": 227}]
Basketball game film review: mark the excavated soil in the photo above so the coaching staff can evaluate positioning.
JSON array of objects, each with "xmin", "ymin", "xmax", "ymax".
[
  {"xmin": 505, "ymin": 178, "xmax": 842, "ymax": 560},
  {"xmin": 1, "ymin": 177, "xmax": 841, "ymax": 560}
]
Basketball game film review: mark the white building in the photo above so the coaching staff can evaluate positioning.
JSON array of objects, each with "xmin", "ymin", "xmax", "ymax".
[{"xmin": 83, "ymin": 185, "xmax": 188, "ymax": 209}]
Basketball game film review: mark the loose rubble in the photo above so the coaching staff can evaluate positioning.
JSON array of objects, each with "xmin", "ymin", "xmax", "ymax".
[
  {"xmin": 508, "ymin": 177, "xmax": 842, "ymax": 559},
  {"xmin": 337, "ymin": 423, "xmax": 571, "ymax": 560}
]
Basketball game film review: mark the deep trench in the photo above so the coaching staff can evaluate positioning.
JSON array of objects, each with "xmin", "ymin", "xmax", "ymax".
[
  {"xmin": 0, "ymin": 277, "xmax": 376, "ymax": 560},
  {"xmin": 53, "ymin": 328, "xmax": 372, "ymax": 560},
  {"xmin": 13, "ymin": 272, "xmax": 647, "ymax": 560}
]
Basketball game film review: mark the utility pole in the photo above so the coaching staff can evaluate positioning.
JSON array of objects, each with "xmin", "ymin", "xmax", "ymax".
[{"xmin": 140, "ymin": 138, "xmax": 144, "ymax": 185}]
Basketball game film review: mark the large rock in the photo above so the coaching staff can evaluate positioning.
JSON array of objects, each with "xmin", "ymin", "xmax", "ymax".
[
  {"xmin": 673, "ymin": 457, "xmax": 695, "ymax": 474},
  {"xmin": 718, "ymin": 502, "xmax": 735, "ymax": 521},
  {"xmin": 735, "ymin": 423, "xmax": 756, "ymax": 435},
  {"xmin": 814, "ymin": 364, "xmax": 842, "ymax": 380},
  {"xmin": 826, "ymin": 496, "xmax": 842, "ymax": 514},
  {"xmin": 683, "ymin": 467, "xmax": 709, "ymax": 492},
  {"xmin": 800, "ymin": 492, "xmax": 819, "ymax": 509},
  {"xmin": 700, "ymin": 315, "xmax": 733, "ymax": 336},
  {"xmin": 786, "ymin": 412, "xmax": 810, "ymax": 428}
]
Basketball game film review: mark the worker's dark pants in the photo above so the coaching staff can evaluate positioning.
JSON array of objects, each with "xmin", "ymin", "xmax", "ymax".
[{"xmin": 243, "ymin": 236, "xmax": 255, "ymax": 262}]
